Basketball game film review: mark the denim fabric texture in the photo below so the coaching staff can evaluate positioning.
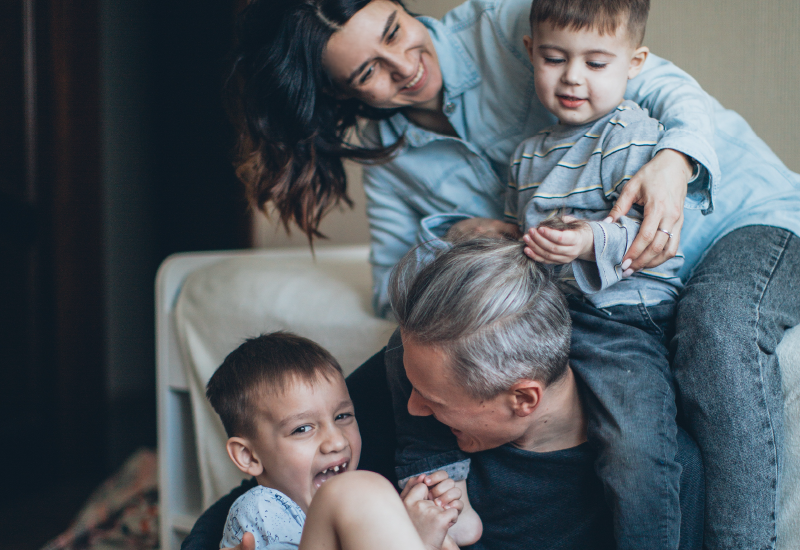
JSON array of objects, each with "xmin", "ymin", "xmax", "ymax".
[
  {"xmin": 567, "ymin": 295, "xmax": 682, "ymax": 550},
  {"xmin": 672, "ymin": 226, "xmax": 800, "ymax": 550}
]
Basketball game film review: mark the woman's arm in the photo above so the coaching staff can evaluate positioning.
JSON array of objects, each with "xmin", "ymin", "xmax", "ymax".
[
  {"xmin": 614, "ymin": 53, "xmax": 720, "ymax": 270},
  {"xmin": 181, "ymin": 478, "xmax": 257, "ymax": 550},
  {"xmin": 363, "ymin": 163, "xmax": 423, "ymax": 319}
]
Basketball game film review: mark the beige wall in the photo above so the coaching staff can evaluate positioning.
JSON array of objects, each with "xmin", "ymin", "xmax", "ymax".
[{"xmin": 254, "ymin": 0, "xmax": 800, "ymax": 248}]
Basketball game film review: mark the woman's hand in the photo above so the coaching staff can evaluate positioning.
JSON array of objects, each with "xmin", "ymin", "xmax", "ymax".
[
  {"xmin": 445, "ymin": 218, "xmax": 521, "ymax": 243},
  {"xmin": 222, "ymin": 532, "xmax": 255, "ymax": 550},
  {"xmin": 606, "ymin": 149, "xmax": 693, "ymax": 271}
]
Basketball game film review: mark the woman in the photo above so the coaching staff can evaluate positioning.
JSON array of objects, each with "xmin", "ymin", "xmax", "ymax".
[{"xmin": 213, "ymin": 1, "xmax": 800, "ymax": 549}]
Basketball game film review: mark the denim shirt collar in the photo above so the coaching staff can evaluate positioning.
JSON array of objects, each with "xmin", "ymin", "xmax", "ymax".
[{"xmin": 379, "ymin": 16, "xmax": 481, "ymax": 149}]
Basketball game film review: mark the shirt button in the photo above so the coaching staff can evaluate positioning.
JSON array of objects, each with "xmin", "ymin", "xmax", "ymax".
[{"xmin": 444, "ymin": 102, "xmax": 456, "ymax": 115}]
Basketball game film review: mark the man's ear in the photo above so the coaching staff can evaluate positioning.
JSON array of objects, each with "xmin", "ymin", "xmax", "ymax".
[
  {"xmin": 226, "ymin": 437, "xmax": 265, "ymax": 477},
  {"xmin": 508, "ymin": 379, "xmax": 544, "ymax": 417},
  {"xmin": 627, "ymin": 46, "xmax": 649, "ymax": 80},
  {"xmin": 523, "ymin": 35, "xmax": 535, "ymax": 65}
]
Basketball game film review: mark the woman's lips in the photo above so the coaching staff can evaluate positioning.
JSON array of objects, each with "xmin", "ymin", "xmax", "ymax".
[{"xmin": 558, "ymin": 95, "xmax": 586, "ymax": 109}]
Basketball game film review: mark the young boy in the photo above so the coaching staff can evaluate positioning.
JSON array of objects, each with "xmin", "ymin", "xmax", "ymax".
[
  {"xmin": 205, "ymin": 332, "xmax": 465, "ymax": 550},
  {"xmin": 395, "ymin": 2, "xmax": 702, "ymax": 550},
  {"xmin": 507, "ymin": 1, "xmax": 700, "ymax": 549}
]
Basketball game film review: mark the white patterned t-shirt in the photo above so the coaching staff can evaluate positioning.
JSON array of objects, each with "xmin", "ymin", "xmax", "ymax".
[{"xmin": 220, "ymin": 486, "xmax": 305, "ymax": 550}]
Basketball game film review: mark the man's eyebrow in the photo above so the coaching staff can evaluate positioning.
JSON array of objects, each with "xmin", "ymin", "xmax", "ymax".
[
  {"xmin": 412, "ymin": 385, "xmax": 441, "ymax": 405},
  {"xmin": 346, "ymin": 10, "xmax": 398, "ymax": 85}
]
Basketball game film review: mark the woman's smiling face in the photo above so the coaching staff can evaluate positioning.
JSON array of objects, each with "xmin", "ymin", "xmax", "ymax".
[{"xmin": 322, "ymin": 0, "xmax": 443, "ymax": 111}]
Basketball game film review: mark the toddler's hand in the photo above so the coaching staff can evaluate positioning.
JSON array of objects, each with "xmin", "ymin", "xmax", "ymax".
[
  {"xmin": 523, "ymin": 217, "xmax": 594, "ymax": 264},
  {"xmin": 425, "ymin": 471, "xmax": 463, "ymax": 512},
  {"xmin": 403, "ymin": 482, "xmax": 459, "ymax": 550},
  {"xmin": 400, "ymin": 471, "xmax": 463, "ymax": 512}
]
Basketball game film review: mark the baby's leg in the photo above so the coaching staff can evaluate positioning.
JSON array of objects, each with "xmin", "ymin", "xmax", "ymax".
[
  {"xmin": 568, "ymin": 296, "xmax": 681, "ymax": 550},
  {"xmin": 298, "ymin": 471, "xmax": 428, "ymax": 550}
]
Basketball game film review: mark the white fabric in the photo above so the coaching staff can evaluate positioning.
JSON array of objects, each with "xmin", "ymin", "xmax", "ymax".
[
  {"xmin": 777, "ymin": 324, "xmax": 800, "ymax": 550},
  {"xmin": 173, "ymin": 247, "xmax": 396, "ymax": 507}
]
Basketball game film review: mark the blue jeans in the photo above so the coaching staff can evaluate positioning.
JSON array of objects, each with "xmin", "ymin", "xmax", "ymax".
[
  {"xmin": 671, "ymin": 225, "xmax": 800, "ymax": 550},
  {"xmin": 568, "ymin": 295, "xmax": 683, "ymax": 550}
]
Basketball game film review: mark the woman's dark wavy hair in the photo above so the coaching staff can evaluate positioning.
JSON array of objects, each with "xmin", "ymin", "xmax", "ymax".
[{"xmin": 226, "ymin": 0, "xmax": 408, "ymax": 241}]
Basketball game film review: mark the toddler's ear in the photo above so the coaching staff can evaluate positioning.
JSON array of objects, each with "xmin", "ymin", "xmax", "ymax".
[
  {"xmin": 627, "ymin": 46, "xmax": 650, "ymax": 80},
  {"xmin": 523, "ymin": 35, "xmax": 535, "ymax": 64},
  {"xmin": 226, "ymin": 437, "xmax": 265, "ymax": 477}
]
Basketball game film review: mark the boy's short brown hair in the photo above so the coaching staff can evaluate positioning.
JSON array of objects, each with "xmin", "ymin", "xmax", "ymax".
[
  {"xmin": 530, "ymin": 0, "xmax": 650, "ymax": 46},
  {"xmin": 206, "ymin": 331, "xmax": 343, "ymax": 439}
]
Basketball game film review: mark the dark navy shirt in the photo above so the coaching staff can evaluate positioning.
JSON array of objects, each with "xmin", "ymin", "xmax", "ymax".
[{"xmin": 466, "ymin": 443, "xmax": 613, "ymax": 550}]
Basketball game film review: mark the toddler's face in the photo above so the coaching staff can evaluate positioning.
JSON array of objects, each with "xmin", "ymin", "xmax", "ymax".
[
  {"xmin": 249, "ymin": 373, "xmax": 361, "ymax": 511},
  {"xmin": 525, "ymin": 21, "xmax": 648, "ymax": 125}
]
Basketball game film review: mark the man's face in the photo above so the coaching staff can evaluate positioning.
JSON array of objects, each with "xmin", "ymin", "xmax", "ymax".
[
  {"xmin": 248, "ymin": 374, "xmax": 361, "ymax": 512},
  {"xmin": 402, "ymin": 334, "xmax": 522, "ymax": 453},
  {"xmin": 526, "ymin": 21, "xmax": 647, "ymax": 125}
]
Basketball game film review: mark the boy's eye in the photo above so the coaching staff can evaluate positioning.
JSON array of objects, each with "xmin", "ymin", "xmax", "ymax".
[
  {"xmin": 587, "ymin": 61, "xmax": 608, "ymax": 69},
  {"xmin": 292, "ymin": 425, "xmax": 312, "ymax": 435},
  {"xmin": 335, "ymin": 412, "xmax": 354, "ymax": 421},
  {"xmin": 387, "ymin": 23, "xmax": 400, "ymax": 42},
  {"xmin": 544, "ymin": 57, "xmax": 565, "ymax": 64}
]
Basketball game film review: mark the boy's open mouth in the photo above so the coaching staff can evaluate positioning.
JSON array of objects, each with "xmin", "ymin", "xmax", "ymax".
[{"xmin": 313, "ymin": 460, "xmax": 349, "ymax": 488}]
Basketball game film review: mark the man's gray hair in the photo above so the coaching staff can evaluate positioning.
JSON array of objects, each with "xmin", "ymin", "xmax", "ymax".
[{"xmin": 389, "ymin": 238, "xmax": 571, "ymax": 400}]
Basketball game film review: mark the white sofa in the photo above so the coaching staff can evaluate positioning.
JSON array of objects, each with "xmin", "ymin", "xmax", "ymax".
[{"xmin": 156, "ymin": 245, "xmax": 800, "ymax": 550}]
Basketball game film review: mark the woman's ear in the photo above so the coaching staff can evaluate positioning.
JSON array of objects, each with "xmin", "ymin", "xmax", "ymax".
[
  {"xmin": 226, "ymin": 437, "xmax": 265, "ymax": 477},
  {"xmin": 509, "ymin": 380, "xmax": 544, "ymax": 417},
  {"xmin": 627, "ymin": 46, "xmax": 649, "ymax": 80}
]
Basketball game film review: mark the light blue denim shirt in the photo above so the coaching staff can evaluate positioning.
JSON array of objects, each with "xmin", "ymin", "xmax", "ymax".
[{"xmin": 364, "ymin": 0, "xmax": 800, "ymax": 318}]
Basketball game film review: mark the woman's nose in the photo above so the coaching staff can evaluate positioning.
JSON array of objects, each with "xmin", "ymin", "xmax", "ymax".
[
  {"xmin": 407, "ymin": 389, "xmax": 433, "ymax": 417},
  {"xmin": 387, "ymin": 47, "xmax": 416, "ymax": 81}
]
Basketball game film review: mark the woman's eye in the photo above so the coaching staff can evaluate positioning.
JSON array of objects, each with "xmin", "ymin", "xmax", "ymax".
[
  {"xmin": 359, "ymin": 65, "xmax": 375, "ymax": 84},
  {"xmin": 292, "ymin": 425, "xmax": 312, "ymax": 435},
  {"xmin": 387, "ymin": 24, "xmax": 400, "ymax": 42}
]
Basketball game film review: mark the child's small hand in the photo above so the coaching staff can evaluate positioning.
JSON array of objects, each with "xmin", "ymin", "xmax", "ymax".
[
  {"xmin": 523, "ymin": 217, "xmax": 594, "ymax": 264},
  {"xmin": 400, "ymin": 471, "xmax": 464, "ymax": 512},
  {"xmin": 403, "ymin": 482, "xmax": 459, "ymax": 550},
  {"xmin": 425, "ymin": 471, "xmax": 464, "ymax": 512}
]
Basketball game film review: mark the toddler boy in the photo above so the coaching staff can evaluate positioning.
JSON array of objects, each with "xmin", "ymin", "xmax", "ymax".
[
  {"xmin": 508, "ymin": 1, "xmax": 701, "ymax": 549},
  {"xmin": 206, "ymin": 332, "xmax": 464, "ymax": 550}
]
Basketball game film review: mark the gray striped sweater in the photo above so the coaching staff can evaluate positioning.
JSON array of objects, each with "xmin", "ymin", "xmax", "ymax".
[{"xmin": 506, "ymin": 100, "xmax": 688, "ymax": 308}]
